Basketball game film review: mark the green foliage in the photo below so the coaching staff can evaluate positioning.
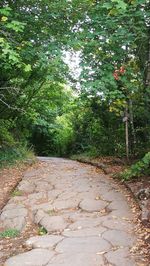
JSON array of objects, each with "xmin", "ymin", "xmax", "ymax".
[
  {"xmin": 0, "ymin": 228, "xmax": 20, "ymax": 238},
  {"xmin": 69, "ymin": 0, "xmax": 150, "ymax": 158},
  {"xmin": 0, "ymin": 120, "xmax": 15, "ymax": 147},
  {"xmin": 53, "ymin": 114, "xmax": 75, "ymax": 156},
  {"xmin": 67, "ymin": 97, "xmax": 126, "ymax": 156},
  {"xmin": 120, "ymin": 152, "xmax": 150, "ymax": 180},
  {"xmin": 71, "ymin": 149, "xmax": 99, "ymax": 161},
  {"xmin": 0, "ymin": 143, "xmax": 34, "ymax": 167},
  {"xmin": 0, "ymin": 0, "xmax": 150, "ymax": 166},
  {"xmin": 38, "ymin": 226, "xmax": 47, "ymax": 236},
  {"xmin": 0, "ymin": 6, "xmax": 30, "ymax": 71}
]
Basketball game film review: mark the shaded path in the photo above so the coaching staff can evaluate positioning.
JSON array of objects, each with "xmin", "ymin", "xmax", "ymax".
[{"xmin": 1, "ymin": 158, "xmax": 138, "ymax": 265}]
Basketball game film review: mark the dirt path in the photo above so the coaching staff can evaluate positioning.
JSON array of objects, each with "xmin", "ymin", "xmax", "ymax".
[{"xmin": 0, "ymin": 157, "xmax": 148, "ymax": 265}]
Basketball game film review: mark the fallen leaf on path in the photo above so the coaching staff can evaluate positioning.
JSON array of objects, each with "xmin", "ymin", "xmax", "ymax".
[
  {"xmin": 112, "ymin": 245, "xmax": 123, "ymax": 251},
  {"xmin": 96, "ymin": 251, "xmax": 106, "ymax": 255},
  {"xmin": 100, "ymin": 209, "xmax": 106, "ymax": 214},
  {"xmin": 130, "ymin": 246, "xmax": 139, "ymax": 252},
  {"xmin": 122, "ymin": 217, "xmax": 129, "ymax": 221},
  {"xmin": 144, "ymin": 235, "xmax": 149, "ymax": 240},
  {"xmin": 95, "ymin": 196, "xmax": 101, "ymax": 200}
]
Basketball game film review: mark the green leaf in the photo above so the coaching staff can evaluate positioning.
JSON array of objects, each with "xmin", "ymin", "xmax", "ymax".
[
  {"xmin": 0, "ymin": 7, "xmax": 12, "ymax": 16},
  {"xmin": 103, "ymin": 3, "xmax": 113, "ymax": 9},
  {"xmin": 9, "ymin": 53, "xmax": 20, "ymax": 63},
  {"xmin": 112, "ymin": 0, "xmax": 127, "ymax": 9},
  {"xmin": 0, "ymin": 38, "xmax": 5, "ymax": 43},
  {"xmin": 116, "ymin": 1, "xmax": 127, "ymax": 10},
  {"xmin": 1, "ymin": 16, "xmax": 8, "ymax": 22},
  {"xmin": 6, "ymin": 21, "xmax": 25, "ymax": 32},
  {"xmin": 24, "ymin": 64, "xmax": 32, "ymax": 72}
]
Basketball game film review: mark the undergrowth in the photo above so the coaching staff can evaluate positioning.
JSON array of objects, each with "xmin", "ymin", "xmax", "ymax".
[
  {"xmin": 71, "ymin": 150, "xmax": 99, "ymax": 160},
  {"xmin": 0, "ymin": 144, "xmax": 35, "ymax": 168},
  {"xmin": 0, "ymin": 228, "xmax": 20, "ymax": 238},
  {"xmin": 120, "ymin": 152, "xmax": 150, "ymax": 180}
]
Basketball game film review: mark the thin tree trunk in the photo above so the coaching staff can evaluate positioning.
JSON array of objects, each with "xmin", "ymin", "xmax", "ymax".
[
  {"xmin": 146, "ymin": 34, "xmax": 150, "ymax": 87},
  {"xmin": 129, "ymin": 99, "xmax": 136, "ymax": 154},
  {"xmin": 125, "ymin": 104, "xmax": 129, "ymax": 161}
]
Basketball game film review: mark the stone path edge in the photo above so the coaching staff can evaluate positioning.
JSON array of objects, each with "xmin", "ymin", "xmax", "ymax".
[
  {"xmin": 73, "ymin": 158, "xmax": 150, "ymax": 263},
  {"xmin": 75, "ymin": 158, "xmax": 141, "ymax": 216}
]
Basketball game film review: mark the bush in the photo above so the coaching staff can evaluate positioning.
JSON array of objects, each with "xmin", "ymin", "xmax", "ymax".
[
  {"xmin": 120, "ymin": 152, "xmax": 150, "ymax": 180},
  {"xmin": 0, "ymin": 119, "xmax": 16, "ymax": 148},
  {"xmin": 0, "ymin": 143, "xmax": 34, "ymax": 167}
]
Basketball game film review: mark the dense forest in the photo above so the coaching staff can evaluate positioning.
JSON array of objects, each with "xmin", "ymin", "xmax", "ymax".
[{"xmin": 0, "ymin": 1, "xmax": 150, "ymax": 170}]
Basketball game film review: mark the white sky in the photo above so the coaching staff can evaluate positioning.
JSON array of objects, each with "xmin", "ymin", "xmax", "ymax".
[{"xmin": 63, "ymin": 50, "xmax": 81, "ymax": 79}]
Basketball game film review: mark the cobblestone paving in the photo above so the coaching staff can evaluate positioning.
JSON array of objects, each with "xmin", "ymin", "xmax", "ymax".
[{"xmin": 1, "ymin": 157, "xmax": 137, "ymax": 266}]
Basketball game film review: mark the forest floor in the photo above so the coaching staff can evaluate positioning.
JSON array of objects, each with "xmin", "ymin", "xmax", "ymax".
[{"xmin": 0, "ymin": 157, "xmax": 149, "ymax": 266}]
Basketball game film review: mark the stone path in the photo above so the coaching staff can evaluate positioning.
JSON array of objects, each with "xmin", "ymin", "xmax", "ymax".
[{"xmin": 0, "ymin": 157, "xmax": 138, "ymax": 266}]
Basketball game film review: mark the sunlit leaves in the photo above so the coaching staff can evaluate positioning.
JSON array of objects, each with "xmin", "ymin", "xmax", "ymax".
[
  {"xmin": 1, "ymin": 16, "xmax": 8, "ymax": 22},
  {"xmin": 0, "ymin": 6, "xmax": 12, "ymax": 16},
  {"xmin": 24, "ymin": 64, "xmax": 32, "ymax": 72},
  {"xmin": 72, "ymin": 0, "xmax": 149, "ymax": 101},
  {"xmin": 6, "ymin": 20, "xmax": 26, "ymax": 32},
  {"xmin": 0, "ymin": 6, "xmax": 27, "ymax": 72}
]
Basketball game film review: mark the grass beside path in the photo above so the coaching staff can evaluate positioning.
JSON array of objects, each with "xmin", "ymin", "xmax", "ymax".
[{"xmin": 0, "ymin": 145, "xmax": 35, "ymax": 169}]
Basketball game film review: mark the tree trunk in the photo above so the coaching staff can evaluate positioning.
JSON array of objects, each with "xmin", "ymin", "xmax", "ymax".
[
  {"xmin": 129, "ymin": 99, "xmax": 136, "ymax": 154},
  {"xmin": 125, "ymin": 104, "xmax": 129, "ymax": 161},
  {"xmin": 145, "ymin": 32, "xmax": 150, "ymax": 87}
]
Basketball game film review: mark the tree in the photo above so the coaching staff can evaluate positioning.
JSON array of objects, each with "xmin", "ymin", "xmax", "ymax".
[
  {"xmin": 68, "ymin": 0, "xmax": 150, "ymax": 158},
  {"xmin": 0, "ymin": 0, "xmax": 150, "ymax": 159}
]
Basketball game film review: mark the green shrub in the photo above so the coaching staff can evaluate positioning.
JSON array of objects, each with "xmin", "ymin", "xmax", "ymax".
[
  {"xmin": 120, "ymin": 152, "xmax": 150, "ymax": 180},
  {"xmin": 0, "ymin": 143, "xmax": 34, "ymax": 167},
  {"xmin": 0, "ymin": 119, "xmax": 16, "ymax": 147},
  {"xmin": 71, "ymin": 149, "xmax": 99, "ymax": 160}
]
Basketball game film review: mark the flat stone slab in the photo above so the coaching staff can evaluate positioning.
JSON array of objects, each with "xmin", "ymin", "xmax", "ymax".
[
  {"xmin": 4, "ymin": 249, "xmax": 55, "ymax": 266},
  {"xmin": 48, "ymin": 252, "xmax": 104, "ymax": 266},
  {"xmin": 62, "ymin": 226, "xmax": 106, "ymax": 237},
  {"xmin": 23, "ymin": 169, "xmax": 42, "ymax": 178},
  {"xmin": 18, "ymin": 181, "xmax": 36, "ymax": 194},
  {"xmin": 56, "ymin": 237, "xmax": 111, "ymax": 253},
  {"xmin": 26, "ymin": 235, "xmax": 64, "ymax": 249},
  {"xmin": 39, "ymin": 216, "xmax": 68, "ymax": 233},
  {"xmin": 101, "ymin": 217, "xmax": 133, "ymax": 232},
  {"xmin": 2, "ymin": 203, "xmax": 24, "ymax": 211},
  {"xmin": 109, "ymin": 200, "xmax": 133, "ymax": 219},
  {"xmin": 1, "ymin": 216, "xmax": 26, "ymax": 231},
  {"xmin": 1, "ymin": 207, "xmax": 28, "ymax": 231},
  {"xmin": 105, "ymin": 247, "xmax": 136, "ymax": 266},
  {"xmin": 53, "ymin": 198, "xmax": 79, "ymax": 210},
  {"xmin": 34, "ymin": 209, "xmax": 45, "ymax": 224},
  {"xmin": 35, "ymin": 181, "xmax": 53, "ymax": 192},
  {"xmin": 68, "ymin": 217, "xmax": 101, "ymax": 230},
  {"xmin": 1, "ymin": 208, "xmax": 27, "ymax": 220},
  {"xmin": 31, "ymin": 201, "xmax": 54, "ymax": 212},
  {"xmin": 102, "ymin": 229, "xmax": 135, "ymax": 247},
  {"xmin": 79, "ymin": 199, "xmax": 108, "ymax": 212}
]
